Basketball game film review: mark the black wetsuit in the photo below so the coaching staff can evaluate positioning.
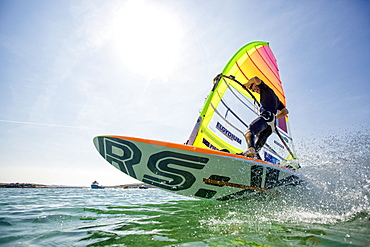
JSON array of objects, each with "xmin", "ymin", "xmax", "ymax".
[{"xmin": 245, "ymin": 82, "xmax": 285, "ymax": 155}]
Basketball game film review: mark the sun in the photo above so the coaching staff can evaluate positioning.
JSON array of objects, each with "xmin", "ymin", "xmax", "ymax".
[{"xmin": 111, "ymin": 0, "xmax": 184, "ymax": 80}]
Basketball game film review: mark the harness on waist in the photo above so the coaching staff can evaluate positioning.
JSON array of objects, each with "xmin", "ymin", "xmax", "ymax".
[
  {"xmin": 260, "ymin": 110, "xmax": 275, "ymax": 129},
  {"xmin": 260, "ymin": 110, "xmax": 274, "ymax": 122}
]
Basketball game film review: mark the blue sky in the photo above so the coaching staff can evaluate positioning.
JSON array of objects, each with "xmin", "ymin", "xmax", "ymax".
[{"xmin": 1, "ymin": 0, "xmax": 369, "ymax": 186}]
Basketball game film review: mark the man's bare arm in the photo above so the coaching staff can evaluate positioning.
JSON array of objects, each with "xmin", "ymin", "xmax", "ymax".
[{"xmin": 276, "ymin": 108, "xmax": 289, "ymax": 119}]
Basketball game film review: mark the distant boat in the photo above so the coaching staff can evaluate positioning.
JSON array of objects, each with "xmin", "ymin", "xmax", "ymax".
[{"xmin": 91, "ymin": 181, "xmax": 105, "ymax": 189}]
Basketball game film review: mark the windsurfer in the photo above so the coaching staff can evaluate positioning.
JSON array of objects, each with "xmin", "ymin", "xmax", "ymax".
[{"xmin": 243, "ymin": 77, "xmax": 289, "ymax": 159}]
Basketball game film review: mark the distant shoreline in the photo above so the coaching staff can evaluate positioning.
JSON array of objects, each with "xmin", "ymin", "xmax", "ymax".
[{"xmin": 0, "ymin": 182, "xmax": 151, "ymax": 189}]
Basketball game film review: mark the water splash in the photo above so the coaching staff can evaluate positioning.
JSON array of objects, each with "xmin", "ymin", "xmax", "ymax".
[
  {"xmin": 293, "ymin": 128, "xmax": 370, "ymax": 215},
  {"xmin": 191, "ymin": 128, "xmax": 370, "ymax": 246}
]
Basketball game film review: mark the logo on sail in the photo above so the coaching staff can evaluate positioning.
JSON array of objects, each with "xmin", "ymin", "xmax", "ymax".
[{"xmin": 216, "ymin": 122, "xmax": 242, "ymax": 144}]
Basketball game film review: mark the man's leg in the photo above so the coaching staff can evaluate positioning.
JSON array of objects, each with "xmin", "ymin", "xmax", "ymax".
[
  {"xmin": 246, "ymin": 126, "xmax": 272, "ymax": 160},
  {"xmin": 244, "ymin": 117, "xmax": 267, "ymax": 157},
  {"xmin": 255, "ymin": 126, "xmax": 273, "ymax": 154},
  {"xmin": 245, "ymin": 132, "xmax": 255, "ymax": 148}
]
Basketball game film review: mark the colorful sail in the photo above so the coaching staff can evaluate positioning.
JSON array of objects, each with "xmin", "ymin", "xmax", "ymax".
[{"xmin": 187, "ymin": 41, "xmax": 296, "ymax": 165}]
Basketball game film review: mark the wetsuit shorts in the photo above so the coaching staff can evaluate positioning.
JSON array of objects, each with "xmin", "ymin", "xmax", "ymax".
[{"xmin": 246, "ymin": 111, "xmax": 275, "ymax": 135}]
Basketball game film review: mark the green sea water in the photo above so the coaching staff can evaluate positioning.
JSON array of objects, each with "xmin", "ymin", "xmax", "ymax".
[
  {"xmin": 0, "ymin": 184, "xmax": 368, "ymax": 247},
  {"xmin": 1, "ymin": 132, "xmax": 369, "ymax": 246}
]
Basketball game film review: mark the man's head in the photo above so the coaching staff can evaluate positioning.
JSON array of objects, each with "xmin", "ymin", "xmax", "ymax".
[
  {"xmin": 247, "ymin": 83, "xmax": 260, "ymax": 94},
  {"xmin": 244, "ymin": 76, "xmax": 262, "ymax": 94}
]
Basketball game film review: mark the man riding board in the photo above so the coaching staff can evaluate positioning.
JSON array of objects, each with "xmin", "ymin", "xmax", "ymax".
[{"xmin": 243, "ymin": 76, "xmax": 289, "ymax": 159}]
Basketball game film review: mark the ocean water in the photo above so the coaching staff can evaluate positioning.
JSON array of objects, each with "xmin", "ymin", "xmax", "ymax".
[{"xmin": 1, "ymin": 132, "xmax": 369, "ymax": 247}]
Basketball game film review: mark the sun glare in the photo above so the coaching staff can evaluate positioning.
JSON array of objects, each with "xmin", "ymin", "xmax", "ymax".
[{"xmin": 112, "ymin": 0, "xmax": 184, "ymax": 80}]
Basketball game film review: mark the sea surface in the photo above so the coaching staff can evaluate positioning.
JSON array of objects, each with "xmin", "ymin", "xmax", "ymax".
[{"xmin": 1, "ymin": 132, "xmax": 369, "ymax": 247}]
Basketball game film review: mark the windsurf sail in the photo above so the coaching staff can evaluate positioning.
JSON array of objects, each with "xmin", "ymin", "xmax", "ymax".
[{"xmin": 187, "ymin": 41, "xmax": 298, "ymax": 167}]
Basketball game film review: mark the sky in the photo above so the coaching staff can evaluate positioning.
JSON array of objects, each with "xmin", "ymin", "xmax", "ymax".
[{"xmin": 1, "ymin": 0, "xmax": 369, "ymax": 186}]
